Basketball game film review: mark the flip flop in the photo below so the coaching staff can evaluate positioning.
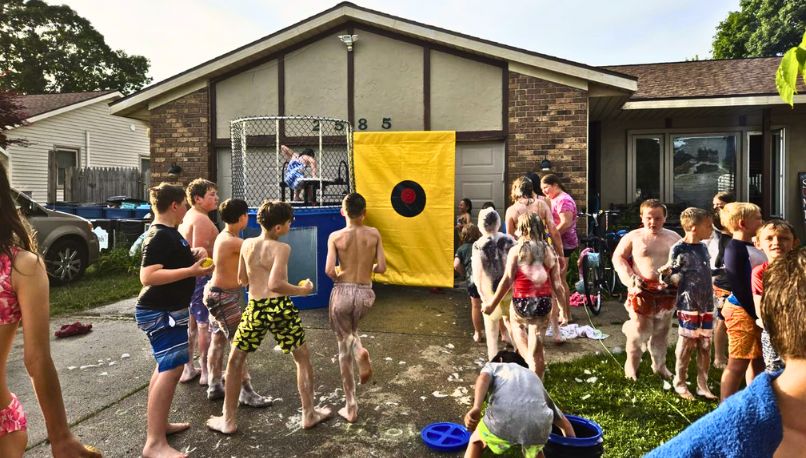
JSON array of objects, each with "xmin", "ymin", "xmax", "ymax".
[{"xmin": 55, "ymin": 322, "xmax": 92, "ymax": 338}]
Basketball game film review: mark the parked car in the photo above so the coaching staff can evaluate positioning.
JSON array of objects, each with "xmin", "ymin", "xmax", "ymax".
[{"xmin": 12, "ymin": 189, "xmax": 100, "ymax": 284}]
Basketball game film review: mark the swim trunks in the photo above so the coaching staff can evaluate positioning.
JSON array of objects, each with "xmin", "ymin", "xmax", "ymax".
[
  {"xmin": 329, "ymin": 283, "xmax": 375, "ymax": 339},
  {"xmin": 512, "ymin": 296, "xmax": 552, "ymax": 320},
  {"xmin": 189, "ymin": 275, "xmax": 211, "ymax": 324},
  {"xmin": 0, "ymin": 393, "xmax": 26, "ymax": 437},
  {"xmin": 203, "ymin": 285, "xmax": 245, "ymax": 339},
  {"xmin": 233, "ymin": 296, "xmax": 305, "ymax": 354},
  {"xmin": 677, "ymin": 310, "xmax": 714, "ymax": 338},
  {"xmin": 467, "ymin": 283, "xmax": 481, "ymax": 299},
  {"xmin": 135, "ymin": 306, "xmax": 190, "ymax": 372},
  {"xmin": 722, "ymin": 303, "xmax": 762, "ymax": 360},
  {"xmin": 627, "ymin": 280, "xmax": 677, "ymax": 316},
  {"xmin": 284, "ymin": 158, "xmax": 305, "ymax": 190},
  {"xmin": 477, "ymin": 418, "xmax": 542, "ymax": 458}
]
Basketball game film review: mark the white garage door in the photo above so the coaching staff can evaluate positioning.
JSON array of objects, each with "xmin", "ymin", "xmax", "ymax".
[{"xmin": 455, "ymin": 142, "xmax": 506, "ymax": 220}]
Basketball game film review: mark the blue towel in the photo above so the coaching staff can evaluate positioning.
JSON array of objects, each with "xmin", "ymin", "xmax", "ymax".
[{"xmin": 645, "ymin": 372, "xmax": 782, "ymax": 457}]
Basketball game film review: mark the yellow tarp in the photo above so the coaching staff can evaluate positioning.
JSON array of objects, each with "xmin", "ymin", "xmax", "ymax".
[{"xmin": 354, "ymin": 131, "xmax": 455, "ymax": 287}]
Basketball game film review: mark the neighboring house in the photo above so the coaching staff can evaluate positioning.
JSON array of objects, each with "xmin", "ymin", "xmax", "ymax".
[
  {"xmin": 108, "ymin": 2, "xmax": 806, "ymax": 238},
  {"xmin": 6, "ymin": 90, "xmax": 151, "ymax": 203}
]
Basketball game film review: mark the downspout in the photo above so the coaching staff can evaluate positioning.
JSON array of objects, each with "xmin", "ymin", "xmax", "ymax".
[{"xmin": 85, "ymin": 130, "xmax": 91, "ymax": 167}]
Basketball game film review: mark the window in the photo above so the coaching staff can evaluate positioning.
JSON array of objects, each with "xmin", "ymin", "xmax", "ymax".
[
  {"xmin": 633, "ymin": 136, "xmax": 663, "ymax": 200},
  {"xmin": 747, "ymin": 129, "xmax": 786, "ymax": 217},
  {"xmin": 54, "ymin": 148, "xmax": 78, "ymax": 188},
  {"xmin": 671, "ymin": 134, "xmax": 737, "ymax": 210}
]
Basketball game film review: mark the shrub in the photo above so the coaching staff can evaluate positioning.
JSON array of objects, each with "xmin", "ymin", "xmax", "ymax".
[{"xmin": 88, "ymin": 247, "xmax": 140, "ymax": 275}]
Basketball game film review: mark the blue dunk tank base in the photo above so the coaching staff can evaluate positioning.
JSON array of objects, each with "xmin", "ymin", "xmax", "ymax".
[{"xmin": 244, "ymin": 206, "xmax": 344, "ymax": 310}]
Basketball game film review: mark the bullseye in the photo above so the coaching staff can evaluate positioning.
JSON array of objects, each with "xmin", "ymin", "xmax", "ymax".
[{"xmin": 390, "ymin": 180, "xmax": 426, "ymax": 217}]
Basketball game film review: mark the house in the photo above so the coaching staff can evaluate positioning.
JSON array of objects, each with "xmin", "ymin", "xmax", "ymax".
[
  {"xmin": 109, "ymin": 2, "xmax": 806, "ymax": 238},
  {"xmin": 4, "ymin": 90, "xmax": 151, "ymax": 202}
]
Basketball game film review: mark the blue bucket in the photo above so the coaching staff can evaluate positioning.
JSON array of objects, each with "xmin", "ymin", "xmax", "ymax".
[{"xmin": 545, "ymin": 415, "xmax": 603, "ymax": 458}]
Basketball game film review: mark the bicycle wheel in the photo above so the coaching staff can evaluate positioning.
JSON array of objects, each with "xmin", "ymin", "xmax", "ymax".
[{"xmin": 581, "ymin": 253, "xmax": 603, "ymax": 315}]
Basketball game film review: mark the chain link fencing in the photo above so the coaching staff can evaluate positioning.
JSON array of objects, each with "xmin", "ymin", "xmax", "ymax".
[{"xmin": 230, "ymin": 116, "xmax": 354, "ymax": 207}]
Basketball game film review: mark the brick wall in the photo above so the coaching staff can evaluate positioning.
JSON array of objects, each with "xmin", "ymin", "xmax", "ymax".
[
  {"xmin": 149, "ymin": 87, "xmax": 211, "ymax": 186},
  {"xmin": 507, "ymin": 72, "xmax": 588, "ymax": 206}
]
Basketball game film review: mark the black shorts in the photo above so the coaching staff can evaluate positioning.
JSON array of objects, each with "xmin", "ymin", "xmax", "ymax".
[
  {"xmin": 563, "ymin": 247, "xmax": 577, "ymax": 258},
  {"xmin": 467, "ymin": 284, "xmax": 481, "ymax": 299},
  {"xmin": 512, "ymin": 296, "xmax": 552, "ymax": 319}
]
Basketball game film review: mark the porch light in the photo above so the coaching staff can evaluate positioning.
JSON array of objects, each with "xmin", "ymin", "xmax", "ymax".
[{"xmin": 539, "ymin": 154, "xmax": 552, "ymax": 171}]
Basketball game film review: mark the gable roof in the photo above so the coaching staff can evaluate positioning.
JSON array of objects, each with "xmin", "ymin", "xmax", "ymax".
[
  {"xmin": 15, "ymin": 91, "xmax": 119, "ymax": 121},
  {"xmin": 604, "ymin": 57, "xmax": 806, "ymax": 101},
  {"xmin": 110, "ymin": 2, "xmax": 637, "ymax": 118}
]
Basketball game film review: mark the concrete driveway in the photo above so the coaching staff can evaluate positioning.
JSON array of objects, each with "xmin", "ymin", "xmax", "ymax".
[{"xmin": 14, "ymin": 284, "xmax": 632, "ymax": 457}]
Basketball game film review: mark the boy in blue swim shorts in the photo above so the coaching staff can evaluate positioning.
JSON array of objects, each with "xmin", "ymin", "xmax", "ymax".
[
  {"xmin": 137, "ymin": 182, "xmax": 213, "ymax": 458},
  {"xmin": 281, "ymin": 145, "xmax": 318, "ymax": 202},
  {"xmin": 207, "ymin": 200, "xmax": 331, "ymax": 435}
]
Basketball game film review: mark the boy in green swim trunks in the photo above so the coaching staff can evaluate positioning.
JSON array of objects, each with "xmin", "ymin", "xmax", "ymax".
[
  {"xmin": 464, "ymin": 351, "xmax": 575, "ymax": 458},
  {"xmin": 207, "ymin": 201, "xmax": 331, "ymax": 434}
]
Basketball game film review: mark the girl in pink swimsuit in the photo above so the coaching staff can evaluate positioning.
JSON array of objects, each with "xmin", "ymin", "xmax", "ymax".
[
  {"xmin": 0, "ymin": 162, "xmax": 99, "ymax": 457},
  {"xmin": 483, "ymin": 212, "xmax": 567, "ymax": 379}
]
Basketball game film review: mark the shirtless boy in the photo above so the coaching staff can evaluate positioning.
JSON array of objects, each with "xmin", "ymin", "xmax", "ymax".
[
  {"xmin": 178, "ymin": 178, "xmax": 219, "ymax": 385},
  {"xmin": 325, "ymin": 193, "xmax": 386, "ymax": 422},
  {"xmin": 612, "ymin": 199, "xmax": 681, "ymax": 380},
  {"xmin": 207, "ymin": 201, "xmax": 330, "ymax": 434},
  {"xmin": 203, "ymin": 198, "xmax": 271, "ymax": 407}
]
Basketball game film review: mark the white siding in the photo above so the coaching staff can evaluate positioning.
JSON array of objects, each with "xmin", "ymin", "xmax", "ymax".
[{"xmin": 6, "ymin": 100, "xmax": 149, "ymax": 202}]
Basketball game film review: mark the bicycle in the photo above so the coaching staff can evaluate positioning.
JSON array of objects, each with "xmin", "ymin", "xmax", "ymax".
[{"xmin": 574, "ymin": 209, "xmax": 626, "ymax": 315}]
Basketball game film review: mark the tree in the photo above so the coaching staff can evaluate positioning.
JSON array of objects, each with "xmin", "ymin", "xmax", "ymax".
[
  {"xmin": 712, "ymin": 0, "xmax": 806, "ymax": 59},
  {"xmin": 0, "ymin": 0, "xmax": 151, "ymax": 94},
  {"xmin": 0, "ymin": 90, "xmax": 26, "ymax": 149},
  {"xmin": 776, "ymin": 31, "xmax": 806, "ymax": 106}
]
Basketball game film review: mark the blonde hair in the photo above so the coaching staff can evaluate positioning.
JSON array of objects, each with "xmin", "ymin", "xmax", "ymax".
[
  {"xmin": 515, "ymin": 212, "xmax": 547, "ymax": 265},
  {"xmin": 761, "ymin": 248, "xmax": 806, "ymax": 359},
  {"xmin": 639, "ymin": 199, "xmax": 667, "ymax": 217},
  {"xmin": 679, "ymin": 207, "xmax": 711, "ymax": 230},
  {"xmin": 510, "ymin": 176, "xmax": 533, "ymax": 202},
  {"xmin": 719, "ymin": 202, "xmax": 760, "ymax": 233}
]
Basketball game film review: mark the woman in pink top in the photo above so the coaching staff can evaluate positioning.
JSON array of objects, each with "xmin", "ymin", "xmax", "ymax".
[
  {"xmin": 541, "ymin": 174, "xmax": 578, "ymax": 325},
  {"xmin": 0, "ymin": 162, "xmax": 99, "ymax": 457}
]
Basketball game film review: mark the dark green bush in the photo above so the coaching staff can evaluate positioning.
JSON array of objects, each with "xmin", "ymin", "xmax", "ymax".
[{"xmin": 88, "ymin": 247, "xmax": 140, "ymax": 275}]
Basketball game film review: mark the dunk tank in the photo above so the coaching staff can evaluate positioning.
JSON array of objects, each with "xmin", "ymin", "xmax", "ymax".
[{"xmin": 230, "ymin": 115, "xmax": 455, "ymax": 309}]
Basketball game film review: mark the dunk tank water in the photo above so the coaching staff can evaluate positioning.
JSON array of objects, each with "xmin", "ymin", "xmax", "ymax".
[
  {"xmin": 245, "ymin": 206, "xmax": 344, "ymax": 309},
  {"xmin": 544, "ymin": 414, "xmax": 604, "ymax": 458}
]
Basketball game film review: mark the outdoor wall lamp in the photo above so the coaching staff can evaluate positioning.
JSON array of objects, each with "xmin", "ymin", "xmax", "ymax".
[
  {"xmin": 338, "ymin": 34, "xmax": 358, "ymax": 52},
  {"xmin": 539, "ymin": 153, "xmax": 552, "ymax": 171}
]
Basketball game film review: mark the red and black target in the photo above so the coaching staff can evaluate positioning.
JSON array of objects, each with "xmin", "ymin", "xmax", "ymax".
[{"xmin": 390, "ymin": 180, "xmax": 426, "ymax": 217}]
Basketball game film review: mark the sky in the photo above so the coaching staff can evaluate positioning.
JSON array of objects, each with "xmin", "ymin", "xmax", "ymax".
[{"xmin": 49, "ymin": 0, "xmax": 741, "ymax": 84}]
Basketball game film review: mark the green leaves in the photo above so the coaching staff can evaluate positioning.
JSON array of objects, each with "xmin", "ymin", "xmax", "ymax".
[
  {"xmin": 775, "ymin": 31, "xmax": 806, "ymax": 107},
  {"xmin": 0, "ymin": 0, "xmax": 151, "ymax": 94}
]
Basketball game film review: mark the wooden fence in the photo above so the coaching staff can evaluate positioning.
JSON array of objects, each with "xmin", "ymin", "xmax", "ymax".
[{"xmin": 48, "ymin": 163, "xmax": 147, "ymax": 203}]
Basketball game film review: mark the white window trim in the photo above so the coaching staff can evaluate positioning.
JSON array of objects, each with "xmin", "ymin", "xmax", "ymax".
[
  {"xmin": 53, "ymin": 146, "xmax": 81, "ymax": 189},
  {"xmin": 746, "ymin": 128, "xmax": 787, "ymax": 218}
]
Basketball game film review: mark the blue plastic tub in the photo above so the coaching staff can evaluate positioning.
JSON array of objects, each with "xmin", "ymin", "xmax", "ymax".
[
  {"xmin": 245, "ymin": 206, "xmax": 345, "ymax": 309},
  {"xmin": 75, "ymin": 206, "xmax": 104, "ymax": 219},
  {"xmin": 545, "ymin": 415, "xmax": 604, "ymax": 457},
  {"xmin": 47, "ymin": 203, "xmax": 77, "ymax": 214},
  {"xmin": 104, "ymin": 208, "xmax": 134, "ymax": 219},
  {"xmin": 134, "ymin": 205, "xmax": 151, "ymax": 219}
]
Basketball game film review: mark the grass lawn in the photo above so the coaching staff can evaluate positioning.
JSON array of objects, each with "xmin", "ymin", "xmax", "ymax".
[
  {"xmin": 535, "ymin": 346, "xmax": 723, "ymax": 457},
  {"xmin": 50, "ymin": 269, "xmax": 140, "ymax": 316}
]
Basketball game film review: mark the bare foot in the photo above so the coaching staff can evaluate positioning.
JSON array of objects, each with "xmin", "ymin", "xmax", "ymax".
[
  {"xmin": 696, "ymin": 386, "xmax": 718, "ymax": 400},
  {"xmin": 654, "ymin": 366, "xmax": 673, "ymax": 380},
  {"xmin": 199, "ymin": 369, "xmax": 208, "ymax": 386},
  {"xmin": 302, "ymin": 406, "xmax": 332, "ymax": 429},
  {"xmin": 166, "ymin": 422, "xmax": 190, "ymax": 435},
  {"xmin": 142, "ymin": 442, "xmax": 188, "ymax": 458},
  {"xmin": 207, "ymin": 382, "xmax": 225, "ymax": 401},
  {"xmin": 472, "ymin": 332, "xmax": 482, "ymax": 343},
  {"xmin": 357, "ymin": 348, "xmax": 373, "ymax": 384},
  {"xmin": 624, "ymin": 366, "xmax": 638, "ymax": 381},
  {"xmin": 180, "ymin": 365, "xmax": 200, "ymax": 383},
  {"xmin": 675, "ymin": 388, "xmax": 696, "ymax": 400},
  {"xmin": 206, "ymin": 415, "xmax": 238, "ymax": 435},
  {"xmin": 338, "ymin": 403, "xmax": 358, "ymax": 423},
  {"xmin": 239, "ymin": 388, "xmax": 272, "ymax": 407}
]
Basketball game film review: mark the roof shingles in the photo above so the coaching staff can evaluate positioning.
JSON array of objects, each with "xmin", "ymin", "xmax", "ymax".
[
  {"xmin": 603, "ymin": 57, "xmax": 806, "ymax": 100},
  {"xmin": 14, "ymin": 90, "xmax": 116, "ymax": 119}
]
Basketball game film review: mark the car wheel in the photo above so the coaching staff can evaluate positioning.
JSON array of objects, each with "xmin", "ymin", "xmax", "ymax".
[{"xmin": 46, "ymin": 238, "xmax": 87, "ymax": 285}]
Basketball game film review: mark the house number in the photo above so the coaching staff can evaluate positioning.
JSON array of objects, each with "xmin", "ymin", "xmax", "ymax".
[{"xmin": 356, "ymin": 117, "xmax": 393, "ymax": 130}]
